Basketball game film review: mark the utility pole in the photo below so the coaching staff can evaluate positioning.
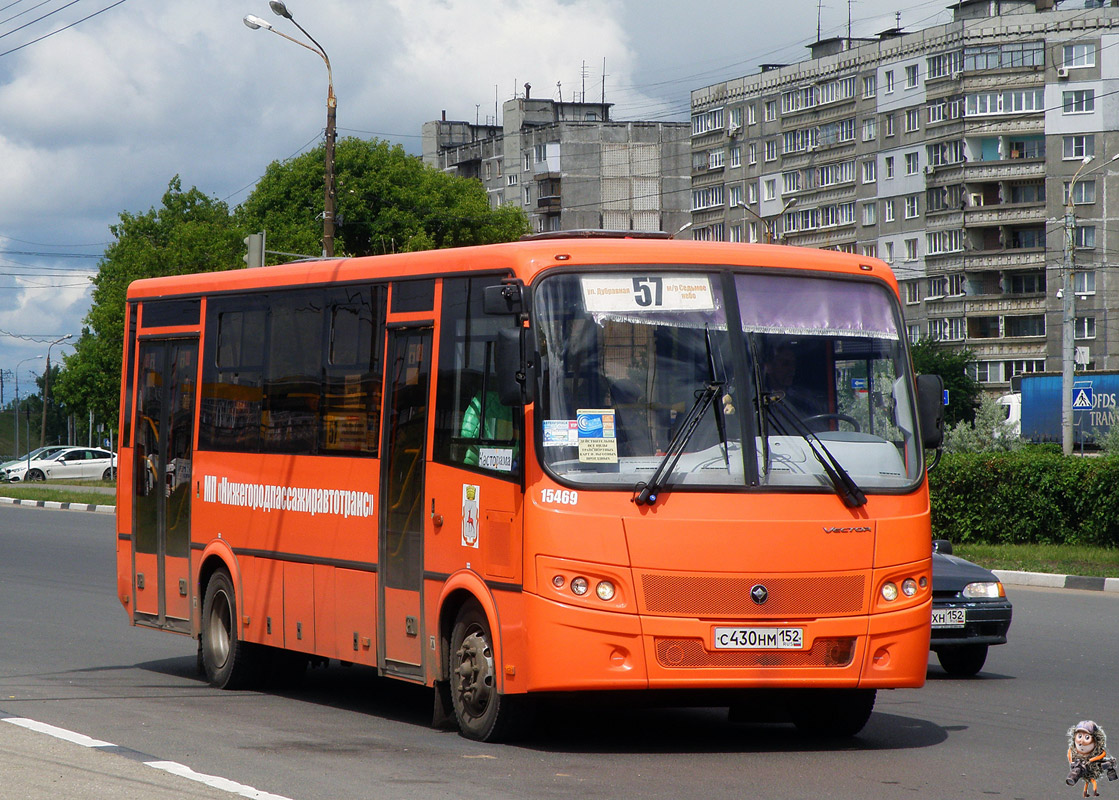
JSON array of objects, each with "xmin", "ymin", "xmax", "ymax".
[{"xmin": 1061, "ymin": 196, "xmax": 1076, "ymax": 456}]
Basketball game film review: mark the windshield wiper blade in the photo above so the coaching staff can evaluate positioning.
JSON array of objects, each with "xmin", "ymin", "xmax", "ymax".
[
  {"xmin": 765, "ymin": 398, "xmax": 867, "ymax": 508},
  {"xmin": 633, "ymin": 381, "xmax": 722, "ymax": 506},
  {"xmin": 705, "ymin": 326, "xmax": 730, "ymax": 468}
]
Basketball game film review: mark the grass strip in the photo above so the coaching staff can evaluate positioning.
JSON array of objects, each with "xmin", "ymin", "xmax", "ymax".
[
  {"xmin": 955, "ymin": 543, "xmax": 1119, "ymax": 579},
  {"xmin": 0, "ymin": 486, "xmax": 115, "ymax": 506}
]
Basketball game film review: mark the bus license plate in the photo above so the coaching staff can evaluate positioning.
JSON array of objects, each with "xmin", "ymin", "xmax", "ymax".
[
  {"xmin": 931, "ymin": 608, "xmax": 966, "ymax": 628},
  {"xmin": 713, "ymin": 627, "xmax": 803, "ymax": 650}
]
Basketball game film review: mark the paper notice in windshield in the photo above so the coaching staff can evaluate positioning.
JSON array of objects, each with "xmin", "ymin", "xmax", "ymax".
[
  {"xmin": 576, "ymin": 409, "xmax": 618, "ymax": 463},
  {"xmin": 581, "ymin": 275, "xmax": 714, "ymax": 313}
]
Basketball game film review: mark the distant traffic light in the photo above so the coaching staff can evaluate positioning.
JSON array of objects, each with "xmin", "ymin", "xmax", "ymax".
[{"xmin": 244, "ymin": 232, "xmax": 265, "ymax": 268}]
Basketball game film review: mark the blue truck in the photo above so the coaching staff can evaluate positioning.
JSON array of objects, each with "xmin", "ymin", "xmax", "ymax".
[{"xmin": 1006, "ymin": 372, "xmax": 1119, "ymax": 445}]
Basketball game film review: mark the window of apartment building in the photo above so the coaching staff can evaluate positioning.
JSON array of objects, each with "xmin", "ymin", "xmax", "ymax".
[
  {"xmin": 730, "ymin": 224, "xmax": 743, "ymax": 243},
  {"xmin": 884, "ymin": 241, "xmax": 895, "ymax": 262},
  {"xmin": 765, "ymin": 140, "xmax": 777, "ymax": 161},
  {"xmin": 523, "ymin": 185, "xmax": 531, "ymax": 206},
  {"xmin": 748, "ymin": 221, "xmax": 759, "ymax": 242},
  {"xmin": 884, "ymin": 156, "xmax": 895, "ymax": 179},
  {"xmin": 709, "ymin": 149, "xmax": 725, "ymax": 170},
  {"xmin": 927, "ymin": 187, "xmax": 948, "ymax": 212},
  {"xmin": 1010, "ymin": 182, "xmax": 1045, "ymax": 204},
  {"xmin": 862, "ymin": 159, "xmax": 877, "ymax": 183},
  {"xmin": 1008, "ymin": 136, "xmax": 1044, "ymax": 159},
  {"xmin": 905, "ymin": 152, "xmax": 919, "ymax": 175},
  {"xmin": 948, "ymin": 273, "xmax": 966, "ymax": 296},
  {"xmin": 862, "ymin": 243, "xmax": 878, "ymax": 258},
  {"xmin": 905, "ymin": 195, "xmax": 919, "ymax": 219},
  {"xmin": 691, "ymin": 185, "xmax": 724, "ymax": 210},
  {"xmin": 764, "ymin": 100, "xmax": 778, "ymax": 121},
  {"xmin": 968, "ymin": 316, "xmax": 999, "ymax": 339},
  {"xmin": 884, "ymin": 114, "xmax": 895, "ymax": 137},
  {"xmin": 862, "ymin": 118, "xmax": 877, "ymax": 141},
  {"xmin": 927, "ymin": 275, "xmax": 947, "ymax": 297},
  {"xmin": 1005, "ymin": 315, "xmax": 1045, "ymax": 337},
  {"xmin": 927, "ymin": 230, "xmax": 964, "ymax": 254},
  {"xmin": 1063, "ymin": 135, "xmax": 1094, "ymax": 160},
  {"xmin": 863, "ymin": 74, "xmax": 877, "ymax": 97},
  {"xmin": 904, "ymin": 281, "xmax": 919, "ymax": 304},
  {"xmin": 1075, "ymin": 271, "xmax": 1096, "ymax": 295},
  {"xmin": 927, "ymin": 50, "xmax": 963, "ymax": 79},
  {"xmin": 1065, "ymin": 179, "xmax": 1096, "ymax": 205},
  {"xmin": 927, "ymin": 100, "xmax": 945, "ymax": 125},
  {"xmin": 747, "ymin": 103, "xmax": 756, "ymax": 125},
  {"xmin": 884, "ymin": 70, "xmax": 895, "ymax": 93},
  {"xmin": 1063, "ymin": 43, "xmax": 1096, "ymax": 69},
  {"xmin": 1009, "ymin": 272, "xmax": 1046, "ymax": 294},
  {"xmin": 1075, "ymin": 225, "xmax": 1096, "ymax": 248},
  {"xmin": 507, "ymin": 173, "xmax": 519, "ymax": 187},
  {"xmin": 838, "ymin": 118, "xmax": 856, "ymax": 143},
  {"xmin": 969, "ymin": 361, "xmax": 999, "ymax": 383},
  {"xmin": 1008, "ymin": 359, "xmax": 1045, "ymax": 377},
  {"xmin": 904, "ymin": 108, "xmax": 920, "ymax": 132},
  {"xmin": 817, "ymin": 161, "xmax": 855, "ymax": 187},
  {"xmin": 763, "ymin": 178, "xmax": 776, "ymax": 201},
  {"xmin": 1076, "ymin": 316, "xmax": 1096, "ymax": 339},
  {"xmin": 820, "ymin": 205, "xmax": 838, "ymax": 228},
  {"xmin": 838, "ymin": 202, "xmax": 855, "ymax": 225},
  {"xmin": 729, "ymin": 184, "xmax": 743, "ymax": 207},
  {"xmin": 884, "ymin": 199, "xmax": 895, "ymax": 222},
  {"xmin": 748, "ymin": 182, "xmax": 758, "ymax": 204},
  {"xmin": 904, "ymin": 238, "xmax": 918, "ymax": 261},
  {"xmin": 928, "ymin": 317, "xmax": 965, "ymax": 341},
  {"xmin": 966, "ymin": 89, "xmax": 1044, "ymax": 116},
  {"xmin": 964, "ymin": 41, "xmax": 1043, "ymax": 70},
  {"xmin": 782, "ymin": 171, "xmax": 800, "ymax": 193},
  {"xmin": 730, "ymin": 146, "xmax": 741, "ymax": 168},
  {"xmin": 1011, "ymin": 227, "xmax": 1046, "ymax": 248},
  {"xmin": 905, "ymin": 64, "xmax": 919, "ymax": 89},
  {"xmin": 692, "ymin": 108, "xmax": 724, "ymax": 134},
  {"xmin": 748, "ymin": 142, "xmax": 757, "ymax": 165},
  {"xmin": 1063, "ymin": 89, "xmax": 1095, "ymax": 114},
  {"xmin": 908, "ymin": 324, "xmax": 921, "ymax": 344},
  {"xmin": 862, "ymin": 202, "xmax": 877, "ymax": 226},
  {"xmin": 729, "ymin": 106, "xmax": 743, "ymax": 129}
]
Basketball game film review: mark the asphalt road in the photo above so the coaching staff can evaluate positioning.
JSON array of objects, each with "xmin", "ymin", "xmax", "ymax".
[{"xmin": 0, "ymin": 502, "xmax": 1113, "ymax": 800}]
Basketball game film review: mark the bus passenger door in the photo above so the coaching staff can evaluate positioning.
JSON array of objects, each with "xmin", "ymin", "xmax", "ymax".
[
  {"xmin": 132, "ymin": 339, "xmax": 197, "ymax": 633},
  {"xmin": 379, "ymin": 327, "xmax": 431, "ymax": 678}
]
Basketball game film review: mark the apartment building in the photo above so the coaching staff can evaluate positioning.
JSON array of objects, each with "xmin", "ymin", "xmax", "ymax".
[
  {"xmin": 422, "ymin": 95, "xmax": 691, "ymax": 236},
  {"xmin": 690, "ymin": 0, "xmax": 1119, "ymax": 391}
]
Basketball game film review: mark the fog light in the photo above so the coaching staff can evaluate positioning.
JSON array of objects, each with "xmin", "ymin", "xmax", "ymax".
[
  {"xmin": 881, "ymin": 582, "xmax": 898, "ymax": 602},
  {"xmin": 552, "ymin": 575, "xmax": 565, "ymax": 589},
  {"xmin": 596, "ymin": 580, "xmax": 616, "ymax": 601},
  {"xmin": 571, "ymin": 577, "xmax": 589, "ymax": 596},
  {"xmin": 902, "ymin": 578, "xmax": 918, "ymax": 597},
  {"xmin": 919, "ymin": 576, "xmax": 928, "ymax": 589}
]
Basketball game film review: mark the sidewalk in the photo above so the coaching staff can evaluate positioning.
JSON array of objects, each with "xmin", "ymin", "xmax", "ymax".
[{"xmin": 993, "ymin": 569, "xmax": 1119, "ymax": 593}]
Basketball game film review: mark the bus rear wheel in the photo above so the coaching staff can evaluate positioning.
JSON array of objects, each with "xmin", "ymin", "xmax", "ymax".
[
  {"xmin": 449, "ymin": 603, "xmax": 529, "ymax": 742},
  {"xmin": 201, "ymin": 569, "xmax": 258, "ymax": 689}
]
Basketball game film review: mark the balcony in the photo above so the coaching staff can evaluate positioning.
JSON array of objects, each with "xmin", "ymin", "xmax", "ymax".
[
  {"xmin": 964, "ymin": 203, "xmax": 1047, "ymax": 227},
  {"xmin": 962, "ymin": 248, "xmax": 1046, "ymax": 271},
  {"xmin": 537, "ymin": 195, "xmax": 561, "ymax": 211},
  {"xmin": 963, "ymin": 157, "xmax": 1045, "ymax": 182}
]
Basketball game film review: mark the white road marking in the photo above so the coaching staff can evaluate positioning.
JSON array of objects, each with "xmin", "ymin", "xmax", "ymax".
[{"xmin": 4, "ymin": 716, "xmax": 114, "ymax": 747}]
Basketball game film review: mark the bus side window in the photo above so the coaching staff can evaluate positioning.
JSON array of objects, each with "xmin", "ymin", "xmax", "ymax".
[{"xmin": 434, "ymin": 276, "xmax": 522, "ymax": 478}]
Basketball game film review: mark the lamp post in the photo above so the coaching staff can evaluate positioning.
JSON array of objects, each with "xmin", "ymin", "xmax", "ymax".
[
  {"xmin": 244, "ymin": 2, "xmax": 336, "ymax": 258},
  {"xmin": 14, "ymin": 355, "xmax": 42, "ymax": 460},
  {"xmin": 1061, "ymin": 153, "xmax": 1119, "ymax": 455},
  {"xmin": 740, "ymin": 197, "xmax": 798, "ymax": 244},
  {"xmin": 39, "ymin": 334, "xmax": 72, "ymax": 448}
]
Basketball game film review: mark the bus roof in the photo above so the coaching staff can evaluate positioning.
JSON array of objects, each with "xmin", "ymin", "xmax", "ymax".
[{"xmin": 124, "ymin": 239, "xmax": 898, "ymax": 301}]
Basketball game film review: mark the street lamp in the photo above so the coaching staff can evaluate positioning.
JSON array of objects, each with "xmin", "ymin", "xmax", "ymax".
[
  {"xmin": 14, "ymin": 355, "xmax": 42, "ymax": 460},
  {"xmin": 1061, "ymin": 152, "xmax": 1119, "ymax": 455},
  {"xmin": 244, "ymin": 2, "xmax": 337, "ymax": 258},
  {"xmin": 740, "ymin": 197, "xmax": 798, "ymax": 244},
  {"xmin": 39, "ymin": 334, "xmax": 72, "ymax": 448}
]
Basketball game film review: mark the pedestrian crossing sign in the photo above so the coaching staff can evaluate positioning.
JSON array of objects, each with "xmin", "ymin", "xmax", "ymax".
[{"xmin": 1072, "ymin": 382, "xmax": 1094, "ymax": 410}]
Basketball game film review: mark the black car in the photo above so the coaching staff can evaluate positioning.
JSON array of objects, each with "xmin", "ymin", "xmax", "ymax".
[{"xmin": 930, "ymin": 540, "xmax": 1013, "ymax": 676}]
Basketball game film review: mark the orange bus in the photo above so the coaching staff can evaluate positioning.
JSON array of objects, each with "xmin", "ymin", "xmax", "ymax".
[{"xmin": 116, "ymin": 233, "xmax": 944, "ymax": 741}]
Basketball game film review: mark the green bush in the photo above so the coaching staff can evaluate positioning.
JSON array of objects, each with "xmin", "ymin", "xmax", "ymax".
[{"xmin": 929, "ymin": 449, "xmax": 1119, "ymax": 547}]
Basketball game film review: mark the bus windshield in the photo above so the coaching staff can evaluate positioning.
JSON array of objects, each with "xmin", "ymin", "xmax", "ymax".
[{"xmin": 534, "ymin": 269, "xmax": 921, "ymax": 494}]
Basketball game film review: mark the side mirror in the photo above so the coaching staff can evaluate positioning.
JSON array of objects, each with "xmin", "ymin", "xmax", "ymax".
[
  {"xmin": 916, "ymin": 373, "xmax": 945, "ymax": 450},
  {"xmin": 484, "ymin": 281, "xmax": 526, "ymax": 315},
  {"xmin": 495, "ymin": 327, "xmax": 536, "ymax": 407}
]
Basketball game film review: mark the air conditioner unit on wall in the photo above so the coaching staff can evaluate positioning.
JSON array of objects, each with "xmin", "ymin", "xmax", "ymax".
[{"xmin": 1057, "ymin": 66, "xmax": 1070, "ymax": 79}]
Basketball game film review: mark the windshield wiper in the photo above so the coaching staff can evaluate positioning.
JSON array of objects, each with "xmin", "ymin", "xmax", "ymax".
[
  {"xmin": 633, "ymin": 381, "xmax": 723, "ymax": 506},
  {"xmin": 705, "ymin": 326, "xmax": 730, "ymax": 469},
  {"xmin": 764, "ymin": 397, "xmax": 867, "ymax": 508}
]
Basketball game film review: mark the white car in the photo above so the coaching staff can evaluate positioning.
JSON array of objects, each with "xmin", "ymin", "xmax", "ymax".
[{"xmin": 3, "ymin": 447, "xmax": 118, "ymax": 483}]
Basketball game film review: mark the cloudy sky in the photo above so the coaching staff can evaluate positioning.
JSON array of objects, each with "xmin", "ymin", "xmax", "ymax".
[{"xmin": 0, "ymin": 0, "xmax": 953, "ymax": 390}]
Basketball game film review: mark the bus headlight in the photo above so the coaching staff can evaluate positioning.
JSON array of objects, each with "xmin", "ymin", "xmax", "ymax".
[
  {"xmin": 596, "ymin": 580, "xmax": 616, "ymax": 601},
  {"xmin": 902, "ymin": 578, "xmax": 918, "ymax": 597},
  {"xmin": 881, "ymin": 582, "xmax": 898, "ymax": 602},
  {"xmin": 570, "ymin": 577, "xmax": 589, "ymax": 596}
]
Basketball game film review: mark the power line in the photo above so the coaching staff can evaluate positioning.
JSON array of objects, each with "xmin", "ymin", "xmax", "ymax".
[{"xmin": 0, "ymin": 0, "xmax": 129, "ymax": 59}]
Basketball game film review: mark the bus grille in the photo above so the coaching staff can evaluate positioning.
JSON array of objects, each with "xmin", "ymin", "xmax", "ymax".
[
  {"xmin": 655, "ymin": 637, "xmax": 856, "ymax": 669},
  {"xmin": 639, "ymin": 573, "xmax": 866, "ymax": 617}
]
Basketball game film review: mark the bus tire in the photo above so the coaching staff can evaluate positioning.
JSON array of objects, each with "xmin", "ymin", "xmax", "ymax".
[
  {"xmin": 201, "ymin": 570, "xmax": 258, "ymax": 689},
  {"xmin": 936, "ymin": 644, "xmax": 988, "ymax": 677},
  {"xmin": 449, "ymin": 603, "xmax": 530, "ymax": 742},
  {"xmin": 789, "ymin": 688, "xmax": 876, "ymax": 737}
]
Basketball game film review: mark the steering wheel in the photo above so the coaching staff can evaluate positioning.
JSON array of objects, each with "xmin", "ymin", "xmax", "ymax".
[{"xmin": 802, "ymin": 413, "xmax": 860, "ymax": 432}]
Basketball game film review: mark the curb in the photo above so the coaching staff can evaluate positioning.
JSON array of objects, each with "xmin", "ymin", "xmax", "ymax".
[
  {"xmin": 993, "ymin": 569, "xmax": 1119, "ymax": 593},
  {"xmin": 0, "ymin": 496, "xmax": 115, "ymax": 514}
]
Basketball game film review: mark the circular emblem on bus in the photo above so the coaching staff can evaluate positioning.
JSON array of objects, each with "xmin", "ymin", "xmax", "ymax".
[{"xmin": 750, "ymin": 584, "xmax": 769, "ymax": 605}]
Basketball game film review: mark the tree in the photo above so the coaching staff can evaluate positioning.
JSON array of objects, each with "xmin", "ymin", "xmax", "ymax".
[
  {"xmin": 944, "ymin": 392, "xmax": 1021, "ymax": 453},
  {"xmin": 54, "ymin": 177, "xmax": 242, "ymax": 423},
  {"xmin": 909, "ymin": 338, "xmax": 981, "ymax": 427},
  {"xmin": 235, "ymin": 137, "xmax": 529, "ymax": 259}
]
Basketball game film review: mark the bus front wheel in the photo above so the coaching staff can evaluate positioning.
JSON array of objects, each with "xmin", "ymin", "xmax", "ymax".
[
  {"xmin": 201, "ymin": 570, "xmax": 258, "ymax": 689},
  {"xmin": 449, "ymin": 603, "xmax": 529, "ymax": 742},
  {"xmin": 789, "ymin": 688, "xmax": 876, "ymax": 737}
]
